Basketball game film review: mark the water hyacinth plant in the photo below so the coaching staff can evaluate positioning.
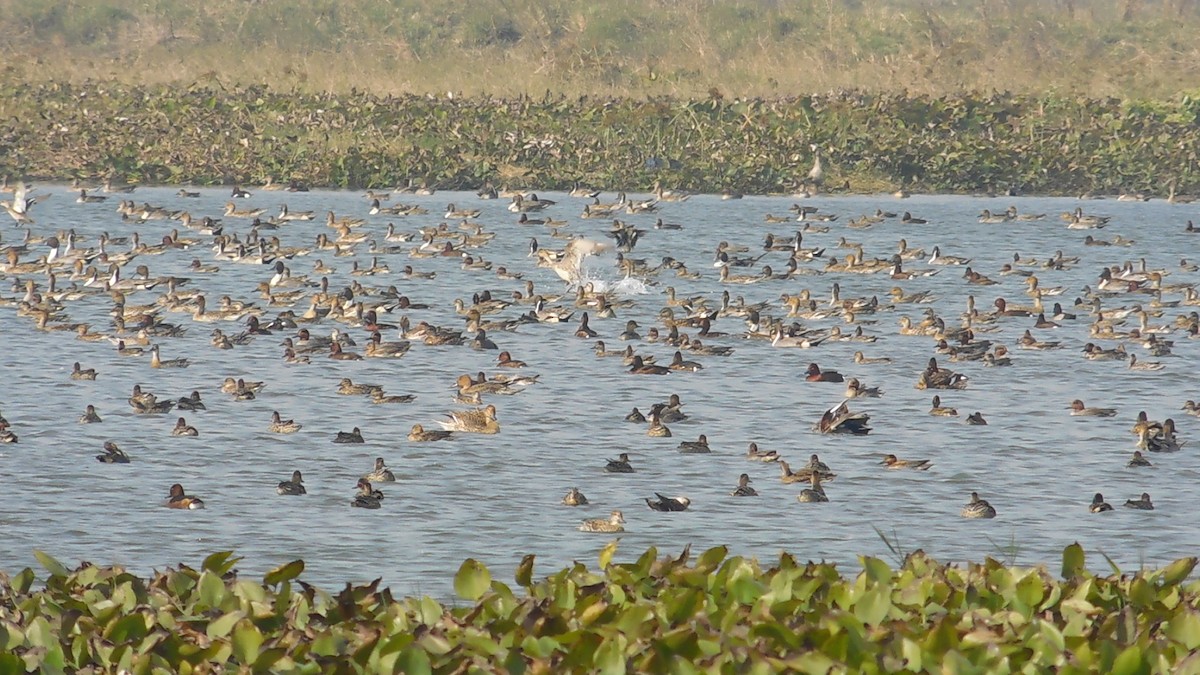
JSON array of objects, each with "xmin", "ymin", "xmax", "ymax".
[
  {"xmin": 3, "ymin": 82, "xmax": 1200, "ymax": 195},
  {"xmin": 2, "ymin": 543, "xmax": 1200, "ymax": 672}
]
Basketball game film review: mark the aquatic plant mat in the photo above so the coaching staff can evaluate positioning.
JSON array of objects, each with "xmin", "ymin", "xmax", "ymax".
[
  {"xmin": 2, "ymin": 544, "xmax": 1199, "ymax": 672},
  {"xmin": 4, "ymin": 82, "xmax": 1200, "ymax": 196}
]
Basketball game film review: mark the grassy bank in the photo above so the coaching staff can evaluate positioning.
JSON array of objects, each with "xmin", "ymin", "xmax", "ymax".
[
  {"xmin": 1, "ymin": 545, "xmax": 1197, "ymax": 672},
  {"xmin": 1, "ymin": 82, "xmax": 1199, "ymax": 194},
  {"xmin": 3, "ymin": 1, "xmax": 1200, "ymax": 99}
]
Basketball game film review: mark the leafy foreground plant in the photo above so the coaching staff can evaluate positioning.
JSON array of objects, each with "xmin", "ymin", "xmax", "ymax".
[{"xmin": 2, "ymin": 544, "xmax": 1200, "ymax": 673}]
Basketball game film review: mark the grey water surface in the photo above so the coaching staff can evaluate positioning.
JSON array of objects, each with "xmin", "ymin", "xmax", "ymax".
[{"xmin": 1, "ymin": 185, "xmax": 1196, "ymax": 597}]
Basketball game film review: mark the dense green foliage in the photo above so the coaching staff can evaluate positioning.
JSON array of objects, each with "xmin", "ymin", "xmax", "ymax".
[
  {"xmin": 2, "ymin": 0, "xmax": 1200, "ymax": 98},
  {"xmin": 2, "ymin": 544, "xmax": 1200, "ymax": 672},
  {"xmin": 2, "ymin": 82, "xmax": 1199, "ymax": 194}
]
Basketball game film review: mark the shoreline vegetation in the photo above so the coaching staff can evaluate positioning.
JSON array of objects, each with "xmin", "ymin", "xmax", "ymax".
[
  {"xmin": 2, "ymin": 1, "xmax": 1200, "ymax": 194},
  {"xmin": 2, "ymin": 545, "xmax": 1198, "ymax": 672},
  {"xmin": 3, "ymin": 1, "xmax": 1200, "ymax": 100},
  {"xmin": 2, "ymin": 82, "xmax": 1200, "ymax": 195}
]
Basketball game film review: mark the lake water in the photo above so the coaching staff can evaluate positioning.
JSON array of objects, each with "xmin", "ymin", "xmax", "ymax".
[{"xmin": 1, "ymin": 185, "xmax": 1196, "ymax": 596}]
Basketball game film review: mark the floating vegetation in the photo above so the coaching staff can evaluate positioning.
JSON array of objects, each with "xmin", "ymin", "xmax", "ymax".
[
  {"xmin": 2, "ymin": 82, "xmax": 1200, "ymax": 195},
  {"xmin": 3, "ymin": 544, "xmax": 1200, "ymax": 671}
]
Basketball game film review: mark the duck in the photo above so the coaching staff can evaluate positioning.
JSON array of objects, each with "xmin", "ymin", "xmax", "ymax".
[
  {"xmin": 96, "ymin": 441, "xmax": 129, "ymax": 463},
  {"xmin": 363, "ymin": 457, "xmax": 395, "ymax": 482},
  {"xmin": 961, "ymin": 492, "xmax": 996, "ymax": 518},
  {"xmin": 646, "ymin": 413, "xmax": 672, "ymax": 437},
  {"xmin": 579, "ymin": 510, "xmax": 625, "ymax": 533},
  {"xmin": 605, "ymin": 453, "xmax": 635, "ymax": 473},
  {"xmin": 745, "ymin": 442, "xmax": 780, "ymax": 462},
  {"xmin": 497, "ymin": 351, "xmax": 526, "ymax": 368},
  {"xmin": 629, "ymin": 355, "xmax": 670, "ymax": 375},
  {"xmin": 130, "ymin": 393, "xmax": 174, "ymax": 415},
  {"xmin": 1128, "ymin": 354, "xmax": 1165, "ymax": 372},
  {"xmin": 916, "ymin": 358, "xmax": 969, "ymax": 390},
  {"xmin": 805, "ymin": 363, "xmax": 844, "ymax": 383},
  {"xmin": 334, "ymin": 427, "xmax": 365, "ymax": 444},
  {"xmin": 1124, "ymin": 493, "xmax": 1154, "ymax": 510},
  {"xmin": 562, "ymin": 487, "xmax": 589, "ymax": 506},
  {"xmin": 880, "ymin": 454, "xmax": 932, "ymax": 470},
  {"xmin": 1068, "ymin": 400, "xmax": 1117, "ymax": 417},
  {"xmin": 408, "ymin": 423, "xmax": 453, "ymax": 442},
  {"xmin": 329, "ymin": 342, "xmax": 363, "ymax": 360},
  {"xmin": 338, "ymin": 378, "xmax": 383, "ymax": 396},
  {"xmin": 1140, "ymin": 419, "xmax": 1183, "ymax": 453},
  {"xmin": 731, "ymin": 473, "xmax": 758, "ymax": 496},
  {"xmin": 116, "ymin": 340, "xmax": 145, "ymax": 357},
  {"xmin": 352, "ymin": 479, "xmax": 383, "ymax": 509},
  {"xmin": 574, "ymin": 312, "xmax": 598, "ymax": 339},
  {"xmin": 854, "ymin": 351, "xmax": 892, "ymax": 365},
  {"xmin": 1127, "ymin": 450, "xmax": 1152, "ymax": 467},
  {"xmin": 844, "ymin": 378, "xmax": 882, "ymax": 398},
  {"xmin": 676, "ymin": 434, "xmax": 710, "ymax": 453},
  {"xmin": 70, "ymin": 362, "xmax": 97, "ymax": 380},
  {"xmin": 928, "ymin": 246, "xmax": 971, "ymax": 265},
  {"xmin": 815, "ymin": 400, "xmax": 871, "ymax": 435},
  {"xmin": 268, "ymin": 411, "xmax": 302, "ymax": 434},
  {"xmin": 965, "ymin": 412, "xmax": 988, "ymax": 425},
  {"xmin": 171, "ymin": 417, "xmax": 199, "ymax": 437},
  {"xmin": 166, "ymin": 483, "xmax": 204, "ymax": 510},
  {"xmin": 470, "ymin": 329, "xmax": 498, "ymax": 351},
  {"xmin": 222, "ymin": 377, "xmax": 265, "ymax": 394},
  {"xmin": 276, "ymin": 470, "xmax": 307, "ymax": 495},
  {"xmin": 669, "ymin": 351, "xmax": 703, "ymax": 371},
  {"xmin": 645, "ymin": 493, "xmax": 691, "ymax": 511},
  {"xmin": 365, "ymin": 332, "xmax": 411, "ymax": 358},
  {"xmin": 1017, "ymin": 329, "xmax": 1065, "ymax": 348},
  {"xmin": 797, "ymin": 474, "xmax": 829, "ymax": 503},
  {"xmin": 1089, "ymin": 493, "xmax": 1114, "ymax": 513},
  {"xmin": 437, "ymin": 405, "xmax": 500, "ymax": 434},
  {"xmin": 78, "ymin": 404, "xmax": 102, "ymax": 424},
  {"xmin": 778, "ymin": 459, "xmax": 835, "ymax": 484},
  {"xmin": 625, "ymin": 407, "xmax": 647, "ymax": 423},
  {"xmin": 176, "ymin": 391, "xmax": 206, "ymax": 411}
]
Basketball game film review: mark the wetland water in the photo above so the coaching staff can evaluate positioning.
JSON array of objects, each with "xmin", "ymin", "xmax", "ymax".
[{"xmin": 0, "ymin": 186, "xmax": 1196, "ymax": 596}]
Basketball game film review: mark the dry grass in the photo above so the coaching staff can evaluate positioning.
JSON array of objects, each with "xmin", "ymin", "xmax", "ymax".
[{"xmin": 3, "ymin": 0, "xmax": 1200, "ymax": 97}]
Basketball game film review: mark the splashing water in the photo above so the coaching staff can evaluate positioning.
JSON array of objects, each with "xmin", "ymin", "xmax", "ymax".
[{"xmin": 573, "ymin": 261, "xmax": 651, "ymax": 297}]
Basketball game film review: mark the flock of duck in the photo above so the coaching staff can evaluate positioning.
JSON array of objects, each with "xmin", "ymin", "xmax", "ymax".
[{"xmin": 0, "ymin": 171, "xmax": 1195, "ymax": 556}]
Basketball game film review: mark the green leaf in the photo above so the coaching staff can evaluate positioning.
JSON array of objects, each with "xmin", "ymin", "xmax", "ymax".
[
  {"xmin": 861, "ymin": 556, "xmax": 892, "ymax": 585},
  {"xmin": 1062, "ymin": 542, "xmax": 1086, "ymax": 580},
  {"xmin": 201, "ymin": 551, "xmax": 240, "ymax": 575},
  {"xmin": 33, "ymin": 550, "xmax": 70, "ymax": 578},
  {"xmin": 599, "ymin": 540, "xmax": 618, "ymax": 570},
  {"xmin": 1015, "ymin": 572, "xmax": 1045, "ymax": 610},
  {"xmin": 253, "ymin": 648, "xmax": 287, "ymax": 672},
  {"xmin": 107, "ymin": 614, "xmax": 148, "ymax": 644},
  {"xmin": 1161, "ymin": 558, "xmax": 1197, "ymax": 587},
  {"xmin": 263, "ymin": 560, "xmax": 304, "ymax": 586},
  {"xmin": 697, "ymin": 546, "xmax": 728, "ymax": 571},
  {"xmin": 855, "ymin": 588, "xmax": 891, "ymax": 626},
  {"xmin": 454, "ymin": 559, "xmax": 491, "ymax": 601},
  {"xmin": 418, "ymin": 597, "xmax": 443, "ymax": 625},
  {"xmin": 197, "ymin": 571, "xmax": 226, "ymax": 610},
  {"xmin": 730, "ymin": 575, "xmax": 765, "ymax": 605},
  {"xmin": 396, "ymin": 646, "xmax": 432, "ymax": 675},
  {"xmin": 231, "ymin": 620, "xmax": 263, "ymax": 665},
  {"xmin": 1167, "ymin": 611, "xmax": 1200, "ymax": 650},
  {"xmin": 594, "ymin": 635, "xmax": 626, "ymax": 675},
  {"xmin": 901, "ymin": 638, "xmax": 923, "ymax": 672},
  {"xmin": 1111, "ymin": 646, "xmax": 1149, "ymax": 675},
  {"xmin": 206, "ymin": 611, "xmax": 244, "ymax": 640}
]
